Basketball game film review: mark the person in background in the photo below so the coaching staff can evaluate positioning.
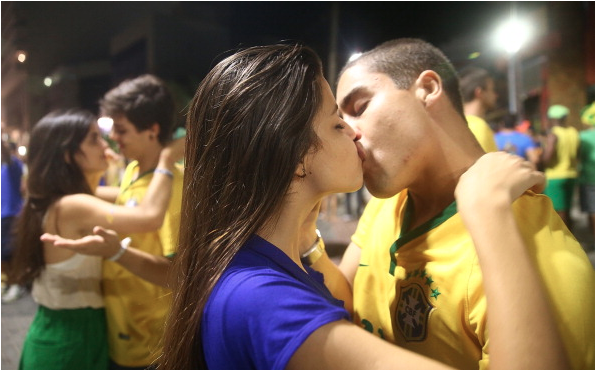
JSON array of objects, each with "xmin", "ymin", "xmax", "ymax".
[
  {"xmin": 1, "ymin": 140, "xmax": 26, "ymax": 303},
  {"xmin": 494, "ymin": 113, "xmax": 540, "ymax": 168},
  {"xmin": 10, "ymin": 109, "xmax": 181, "ymax": 370},
  {"xmin": 578, "ymin": 102, "xmax": 595, "ymax": 248},
  {"xmin": 541, "ymin": 104, "xmax": 580, "ymax": 229},
  {"xmin": 459, "ymin": 66, "xmax": 499, "ymax": 152},
  {"xmin": 98, "ymin": 74, "xmax": 184, "ymax": 370}
]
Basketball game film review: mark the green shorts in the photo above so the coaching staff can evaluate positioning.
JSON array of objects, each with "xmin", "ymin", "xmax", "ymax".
[
  {"xmin": 543, "ymin": 178, "xmax": 576, "ymax": 211},
  {"xmin": 19, "ymin": 305, "xmax": 108, "ymax": 370}
]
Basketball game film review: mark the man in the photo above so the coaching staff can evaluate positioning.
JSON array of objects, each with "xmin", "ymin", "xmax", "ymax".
[
  {"xmin": 541, "ymin": 104, "xmax": 580, "ymax": 229},
  {"xmin": 494, "ymin": 113, "xmax": 540, "ymax": 168},
  {"xmin": 309, "ymin": 39, "xmax": 594, "ymax": 370},
  {"xmin": 459, "ymin": 66, "xmax": 498, "ymax": 152},
  {"xmin": 99, "ymin": 74, "xmax": 184, "ymax": 370}
]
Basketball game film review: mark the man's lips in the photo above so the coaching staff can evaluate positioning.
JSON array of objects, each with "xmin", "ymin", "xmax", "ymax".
[{"xmin": 355, "ymin": 142, "xmax": 366, "ymax": 161}]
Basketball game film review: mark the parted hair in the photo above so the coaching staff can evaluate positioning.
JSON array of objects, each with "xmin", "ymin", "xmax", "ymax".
[
  {"xmin": 99, "ymin": 74, "xmax": 175, "ymax": 145},
  {"xmin": 340, "ymin": 38, "xmax": 465, "ymax": 119},
  {"xmin": 10, "ymin": 109, "xmax": 96, "ymax": 285},
  {"xmin": 159, "ymin": 43, "xmax": 323, "ymax": 370}
]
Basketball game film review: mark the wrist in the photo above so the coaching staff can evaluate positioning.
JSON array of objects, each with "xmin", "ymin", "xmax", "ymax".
[
  {"xmin": 108, "ymin": 237, "xmax": 131, "ymax": 262},
  {"xmin": 300, "ymin": 229, "xmax": 325, "ymax": 266},
  {"xmin": 154, "ymin": 168, "xmax": 174, "ymax": 179}
]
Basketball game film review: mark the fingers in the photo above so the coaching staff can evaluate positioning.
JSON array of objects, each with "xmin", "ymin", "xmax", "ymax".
[
  {"xmin": 528, "ymin": 171, "xmax": 546, "ymax": 194},
  {"xmin": 93, "ymin": 226, "xmax": 118, "ymax": 238},
  {"xmin": 40, "ymin": 233, "xmax": 62, "ymax": 243}
]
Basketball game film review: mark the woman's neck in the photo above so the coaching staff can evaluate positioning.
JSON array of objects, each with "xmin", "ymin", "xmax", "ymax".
[
  {"xmin": 85, "ymin": 172, "xmax": 104, "ymax": 193},
  {"xmin": 257, "ymin": 195, "xmax": 318, "ymax": 270}
]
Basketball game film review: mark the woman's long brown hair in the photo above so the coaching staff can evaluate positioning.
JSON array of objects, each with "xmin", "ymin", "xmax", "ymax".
[
  {"xmin": 10, "ymin": 109, "xmax": 96, "ymax": 285},
  {"xmin": 159, "ymin": 44, "xmax": 323, "ymax": 370}
]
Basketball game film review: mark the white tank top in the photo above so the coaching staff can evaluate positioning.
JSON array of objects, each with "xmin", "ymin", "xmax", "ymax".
[{"xmin": 32, "ymin": 253, "xmax": 104, "ymax": 309}]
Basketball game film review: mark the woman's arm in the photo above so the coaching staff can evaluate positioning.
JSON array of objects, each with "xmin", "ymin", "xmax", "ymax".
[
  {"xmin": 61, "ymin": 137, "xmax": 184, "ymax": 235},
  {"xmin": 41, "ymin": 226, "xmax": 173, "ymax": 288},
  {"xmin": 455, "ymin": 152, "xmax": 570, "ymax": 370},
  {"xmin": 94, "ymin": 186, "xmax": 120, "ymax": 203},
  {"xmin": 288, "ymin": 152, "xmax": 569, "ymax": 370},
  {"xmin": 299, "ymin": 202, "xmax": 354, "ymax": 313}
]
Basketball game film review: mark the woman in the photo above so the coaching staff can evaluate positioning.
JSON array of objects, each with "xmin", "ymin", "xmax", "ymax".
[
  {"xmin": 43, "ymin": 45, "xmax": 567, "ymax": 370},
  {"xmin": 10, "ymin": 109, "xmax": 181, "ymax": 370},
  {"xmin": 156, "ymin": 44, "xmax": 567, "ymax": 370}
]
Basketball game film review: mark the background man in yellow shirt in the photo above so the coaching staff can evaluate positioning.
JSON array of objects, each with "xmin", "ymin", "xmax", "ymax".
[{"xmin": 459, "ymin": 66, "xmax": 499, "ymax": 152}]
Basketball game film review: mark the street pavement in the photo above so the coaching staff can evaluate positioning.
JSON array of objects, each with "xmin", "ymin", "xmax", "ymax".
[{"xmin": 2, "ymin": 197, "xmax": 594, "ymax": 370}]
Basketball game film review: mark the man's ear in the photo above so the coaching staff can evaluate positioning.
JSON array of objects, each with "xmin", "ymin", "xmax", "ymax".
[
  {"xmin": 474, "ymin": 86, "xmax": 483, "ymax": 100},
  {"xmin": 414, "ymin": 70, "xmax": 442, "ymax": 106},
  {"xmin": 149, "ymin": 123, "xmax": 160, "ymax": 140}
]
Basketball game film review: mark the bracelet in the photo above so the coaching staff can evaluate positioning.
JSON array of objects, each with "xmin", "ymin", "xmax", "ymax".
[
  {"xmin": 154, "ymin": 168, "xmax": 174, "ymax": 179},
  {"xmin": 300, "ymin": 229, "xmax": 325, "ymax": 266},
  {"xmin": 108, "ymin": 237, "xmax": 131, "ymax": 262}
]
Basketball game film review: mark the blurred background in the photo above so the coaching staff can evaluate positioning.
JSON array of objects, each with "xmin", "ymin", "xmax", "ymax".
[
  {"xmin": 2, "ymin": 4, "xmax": 595, "ymax": 368},
  {"xmin": 2, "ymin": 1, "xmax": 594, "ymax": 150}
]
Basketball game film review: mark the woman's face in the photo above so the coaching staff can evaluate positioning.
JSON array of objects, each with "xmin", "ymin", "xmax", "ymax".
[
  {"xmin": 302, "ymin": 77, "xmax": 364, "ymax": 198},
  {"xmin": 74, "ymin": 122, "xmax": 109, "ymax": 175}
]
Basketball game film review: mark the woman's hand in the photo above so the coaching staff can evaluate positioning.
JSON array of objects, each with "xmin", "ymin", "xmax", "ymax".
[
  {"xmin": 160, "ymin": 137, "xmax": 186, "ymax": 166},
  {"xmin": 455, "ymin": 152, "xmax": 545, "ymax": 214},
  {"xmin": 41, "ymin": 226, "xmax": 122, "ymax": 259}
]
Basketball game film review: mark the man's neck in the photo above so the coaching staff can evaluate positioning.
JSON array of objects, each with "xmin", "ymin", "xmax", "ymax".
[
  {"xmin": 135, "ymin": 144, "xmax": 163, "ymax": 174},
  {"xmin": 405, "ymin": 120, "xmax": 484, "ymax": 231},
  {"xmin": 464, "ymin": 100, "xmax": 485, "ymax": 119}
]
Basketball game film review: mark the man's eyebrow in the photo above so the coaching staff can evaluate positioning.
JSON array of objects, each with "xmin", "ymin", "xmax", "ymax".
[{"xmin": 338, "ymin": 86, "xmax": 366, "ymax": 110}]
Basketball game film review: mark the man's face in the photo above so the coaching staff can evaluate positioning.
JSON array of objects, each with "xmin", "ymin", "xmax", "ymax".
[
  {"xmin": 109, "ymin": 115, "xmax": 153, "ymax": 161},
  {"xmin": 337, "ymin": 65, "xmax": 433, "ymax": 198},
  {"xmin": 481, "ymin": 78, "xmax": 498, "ymax": 111}
]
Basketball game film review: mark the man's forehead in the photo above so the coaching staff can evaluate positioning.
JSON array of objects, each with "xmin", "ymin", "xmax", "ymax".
[{"xmin": 337, "ymin": 67, "xmax": 382, "ymax": 102}]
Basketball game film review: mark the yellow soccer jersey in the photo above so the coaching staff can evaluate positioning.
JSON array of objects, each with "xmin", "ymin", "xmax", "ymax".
[
  {"xmin": 102, "ymin": 161, "xmax": 183, "ymax": 367},
  {"xmin": 545, "ymin": 125, "xmax": 580, "ymax": 179},
  {"xmin": 352, "ymin": 190, "xmax": 595, "ymax": 370},
  {"xmin": 466, "ymin": 115, "xmax": 498, "ymax": 153}
]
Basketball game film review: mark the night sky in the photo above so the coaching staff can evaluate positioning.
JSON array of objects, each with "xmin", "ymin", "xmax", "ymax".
[{"xmin": 9, "ymin": 1, "xmax": 548, "ymax": 78}]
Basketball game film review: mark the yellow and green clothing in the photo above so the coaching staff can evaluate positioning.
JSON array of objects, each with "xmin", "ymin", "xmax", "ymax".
[
  {"xmin": 351, "ymin": 190, "xmax": 595, "ymax": 370},
  {"xmin": 102, "ymin": 161, "xmax": 183, "ymax": 368},
  {"xmin": 545, "ymin": 125, "xmax": 580, "ymax": 179},
  {"xmin": 543, "ymin": 125, "xmax": 580, "ymax": 211},
  {"xmin": 465, "ymin": 115, "xmax": 498, "ymax": 153}
]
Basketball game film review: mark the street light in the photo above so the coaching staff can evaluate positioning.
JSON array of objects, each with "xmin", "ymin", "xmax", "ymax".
[
  {"xmin": 493, "ymin": 15, "xmax": 532, "ymax": 115},
  {"xmin": 494, "ymin": 18, "xmax": 532, "ymax": 54}
]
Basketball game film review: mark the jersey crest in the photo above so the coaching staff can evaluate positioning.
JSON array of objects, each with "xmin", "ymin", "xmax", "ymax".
[{"xmin": 395, "ymin": 282, "xmax": 433, "ymax": 341}]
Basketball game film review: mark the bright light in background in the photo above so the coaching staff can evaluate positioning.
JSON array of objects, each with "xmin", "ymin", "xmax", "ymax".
[
  {"xmin": 17, "ymin": 51, "xmax": 27, "ymax": 63},
  {"xmin": 494, "ymin": 17, "xmax": 532, "ymax": 54},
  {"xmin": 98, "ymin": 117, "xmax": 114, "ymax": 134},
  {"xmin": 348, "ymin": 52, "xmax": 362, "ymax": 62},
  {"xmin": 44, "ymin": 77, "xmax": 53, "ymax": 87},
  {"xmin": 17, "ymin": 146, "xmax": 27, "ymax": 156}
]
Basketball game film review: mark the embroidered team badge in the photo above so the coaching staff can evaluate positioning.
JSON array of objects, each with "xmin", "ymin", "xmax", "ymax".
[{"xmin": 396, "ymin": 282, "xmax": 433, "ymax": 341}]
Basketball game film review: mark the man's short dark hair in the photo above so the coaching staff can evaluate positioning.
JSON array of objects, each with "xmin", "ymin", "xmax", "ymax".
[
  {"xmin": 340, "ymin": 38, "xmax": 465, "ymax": 119},
  {"xmin": 458, "ymin": 66, "xmax": 492, "ymax": 103},
  {"xmin": 100, "ymin": 74, "xmax": 175, "ymax": 144}
]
